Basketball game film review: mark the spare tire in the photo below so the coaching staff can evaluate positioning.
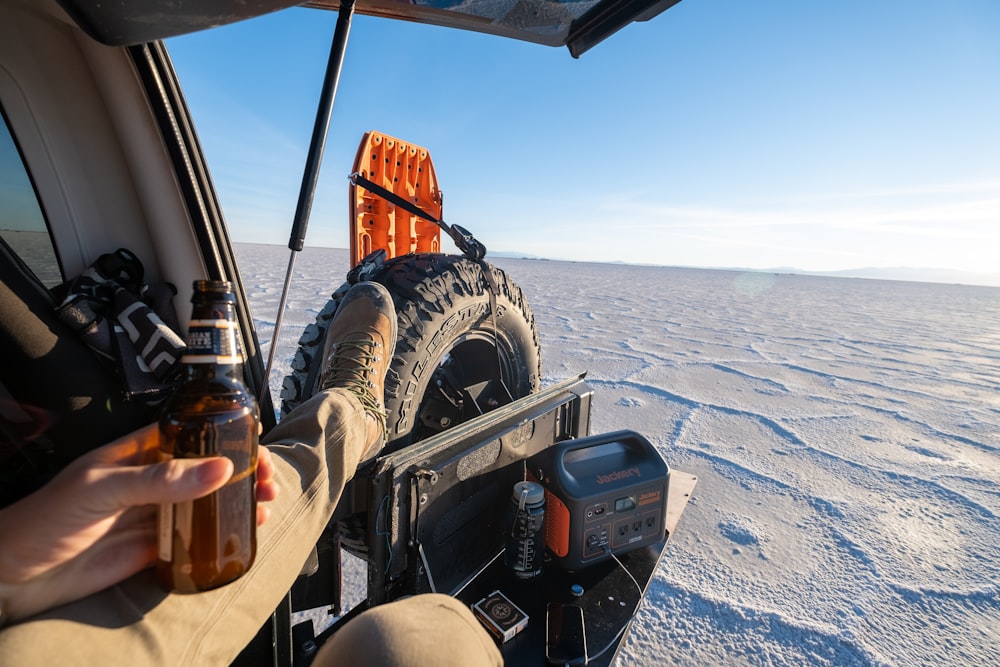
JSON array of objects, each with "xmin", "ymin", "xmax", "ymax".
[
  {"xmin": 281, "ymin": 252, "xmax": 542, "ymax": 453},
  {"xmin": 281, "ymin": 254, "xmax": 542, "ymax": 558}
]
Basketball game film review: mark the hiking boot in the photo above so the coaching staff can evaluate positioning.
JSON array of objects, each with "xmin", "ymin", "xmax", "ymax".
[{"xmin": 319, "ymin": 282, "xmax": 397, "ymax": 461}]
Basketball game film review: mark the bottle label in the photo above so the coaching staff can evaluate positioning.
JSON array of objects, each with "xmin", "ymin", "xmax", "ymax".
[
  {"xmin": 182, "ymin": 319, "xmax": 243, "ymax": 364},
  {"xmin": 158, "ymin": 502, "xmax": 173, "ymax": 561}
]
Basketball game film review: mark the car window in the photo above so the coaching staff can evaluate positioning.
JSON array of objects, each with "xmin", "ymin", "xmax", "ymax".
[{"xmin": 0, "ymin": 109, "xmax": 62, "ymax": 288}]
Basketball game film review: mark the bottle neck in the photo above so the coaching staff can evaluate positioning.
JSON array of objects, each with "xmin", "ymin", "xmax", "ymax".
[{"xmin": 183, "ymin": 281, "xmax": 246, "ymax": 383}]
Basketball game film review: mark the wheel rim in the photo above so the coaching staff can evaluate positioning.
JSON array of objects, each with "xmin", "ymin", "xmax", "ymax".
[{"xmin": 414, "ymin": 331, "xmax": 516, "ymax": 438}]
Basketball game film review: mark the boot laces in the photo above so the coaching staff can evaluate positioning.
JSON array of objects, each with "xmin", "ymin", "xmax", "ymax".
[{"xmin": 323, "ymin": 335, "xmax": 387, "ymax": 437}]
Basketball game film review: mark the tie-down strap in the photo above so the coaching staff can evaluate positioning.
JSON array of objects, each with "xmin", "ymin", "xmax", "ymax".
[{"xmin": 349, "ymin": 172, "xmax": 487, "ymax": 261}]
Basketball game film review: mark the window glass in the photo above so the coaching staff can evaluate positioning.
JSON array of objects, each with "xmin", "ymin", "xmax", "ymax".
[{"xmin": 0, "ymin": 110, "xmax": 61, "ymax": 288}]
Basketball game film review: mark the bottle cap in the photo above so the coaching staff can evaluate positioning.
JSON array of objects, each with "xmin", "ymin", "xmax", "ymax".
[{"xmin": 512, "ymin": 481, "xmax": 544, "ymax": 506}]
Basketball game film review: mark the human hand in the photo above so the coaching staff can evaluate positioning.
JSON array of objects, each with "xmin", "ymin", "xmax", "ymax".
[{"xmin": 0, "ymin": 424, "xmax": 278, "ymax": 625}]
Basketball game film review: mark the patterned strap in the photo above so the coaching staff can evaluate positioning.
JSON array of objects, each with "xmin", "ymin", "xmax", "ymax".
[{"xmin": 55, "ymin": 248, "xmax": 186, "ymax": 403}]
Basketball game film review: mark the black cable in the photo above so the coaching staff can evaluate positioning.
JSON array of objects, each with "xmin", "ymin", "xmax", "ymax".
[{"xmin": 553, "ymin": 546, "xmax": 644, "ymax": 666}]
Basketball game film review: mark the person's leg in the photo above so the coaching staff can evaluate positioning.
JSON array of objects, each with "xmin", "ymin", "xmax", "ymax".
[
  {"xmin": 0, "ymin": 388, "xmax": 369, "ymax": 666},
  {"xmin": 313, "ymin": 594, "xmax": 503, "ymax": 667}
]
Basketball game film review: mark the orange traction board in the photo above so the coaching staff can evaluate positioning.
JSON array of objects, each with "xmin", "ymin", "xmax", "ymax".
[{"xmin": 349, "ymin": 130, "xmax": 442, "ymax": 268}]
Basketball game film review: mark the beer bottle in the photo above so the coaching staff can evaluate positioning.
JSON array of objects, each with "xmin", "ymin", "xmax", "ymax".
[{"xmin": 156, "ymin": 280, "xmax": 259, "ymax": 593}]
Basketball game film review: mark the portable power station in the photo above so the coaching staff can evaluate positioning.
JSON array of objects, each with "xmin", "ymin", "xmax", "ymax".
[{"xmin": 529, "ymin": 430, "xmax": 670, "ymax": 570}]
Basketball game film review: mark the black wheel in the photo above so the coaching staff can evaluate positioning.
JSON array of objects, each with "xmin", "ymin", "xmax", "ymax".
[{"xmin": 281, "ymin": 254, "xmax": 542, "ymax": 448}]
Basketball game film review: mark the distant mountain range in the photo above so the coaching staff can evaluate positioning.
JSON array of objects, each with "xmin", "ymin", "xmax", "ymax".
[
  {"xmin": 228, "ymin": 244, "xmax": 1000, "ymax": 289},
  {"xmin": 761, "ymin": 266, "xmax": 1000, "ymax": 288},
  {"xmin": 486, "ymin": 250, "xmax": 1000, "ymax": 288}
]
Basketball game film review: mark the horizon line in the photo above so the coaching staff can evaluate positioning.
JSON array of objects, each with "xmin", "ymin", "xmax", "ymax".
[{"xmin": 232, "ymin": 241, "xmax": 1000, "ymax": 288}]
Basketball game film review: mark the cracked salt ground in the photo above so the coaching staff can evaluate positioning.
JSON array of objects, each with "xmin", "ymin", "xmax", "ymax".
[{"xmin": 239, "ymin": 245, "xmax": 1000, "ymax": 667}]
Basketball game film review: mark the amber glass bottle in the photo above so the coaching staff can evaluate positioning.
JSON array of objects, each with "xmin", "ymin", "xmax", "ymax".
[{"xmin": 156, "ymin": 280, "xmax": 259, "ymax": 593}]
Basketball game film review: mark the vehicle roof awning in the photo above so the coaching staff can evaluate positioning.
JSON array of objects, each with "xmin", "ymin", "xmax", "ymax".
[{"xmin": 57, "ymin": 0, "xmax": 682, "ymax": 57}]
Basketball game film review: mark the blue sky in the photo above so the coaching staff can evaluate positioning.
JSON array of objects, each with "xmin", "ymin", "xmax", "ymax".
[{"xmin": 167, "ymin": 0, "xmax": 1000, "ymax": 281}]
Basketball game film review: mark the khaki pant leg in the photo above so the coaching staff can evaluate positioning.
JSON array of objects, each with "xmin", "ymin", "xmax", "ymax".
[
  {"xmin": 313, "ymin": 594, "xmax": 503, "ymax": 667},
  {"xmin": 0, "ymin": 389, "xmax": 368, "ymax": 666}
]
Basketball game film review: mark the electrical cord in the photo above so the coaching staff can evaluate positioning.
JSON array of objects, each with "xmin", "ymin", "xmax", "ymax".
[
  {"xmin": 551, "ymin": 546, "xmax": 644, "ymax": 666},
  {"xmin": 609, "ymin": 548, "xmax": 643, "ymax": 598}
]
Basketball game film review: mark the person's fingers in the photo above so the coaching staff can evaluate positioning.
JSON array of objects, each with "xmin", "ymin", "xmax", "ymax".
[
  {"xmin": 255, "ymin": 479, "xmax": 279, "ymax": 503},
  {"xmin": 256, "ymin": 504, "xmax": 271, "ymax": 527},
  {"xmin": 74, "ymin": 522, "xmax": 159, "ymax": 588},
  {"xmin": 15, "ymin": 524, "xmax": 159, "ymax": 624},
  {"xmin": 254, "ymin": 446, "xmax": 279, "ymax": 503},
  {"xmin": 257, "ymin": 483, "xmax": 279, "ymax": 503},
  {"xmin": 256, "ymin": 445, "xmax": 274, "ymax": 483},
  {"xmin": 86, "ymin": 423, "xmax": 161, "ymax": 466},
  {"xmin": 93, "ymin": 457, "xmax": 234, "ymax": 513},
  {"xmin": 110, "ymin": 504, "xmax": 157, "ymax": 530}
]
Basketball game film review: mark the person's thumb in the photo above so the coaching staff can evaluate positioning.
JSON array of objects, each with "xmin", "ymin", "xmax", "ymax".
[{"xmin": 97, "ymin": 457, "xmax": 234, "ymax": 511}]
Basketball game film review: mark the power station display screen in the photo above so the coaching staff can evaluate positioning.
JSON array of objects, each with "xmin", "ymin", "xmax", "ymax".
[{"xmin": 614, "ymin": 496, "xmax": 636, "ymax": 513}]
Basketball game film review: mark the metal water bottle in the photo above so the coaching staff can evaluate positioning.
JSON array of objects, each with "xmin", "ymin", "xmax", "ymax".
[
  {"xmin": 505, "ymin": 481, "xmax": 546, "ymax": 579},
  {"xmin": 156, "ymin": 280, "xmax": 259, "ymax": 593}
]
